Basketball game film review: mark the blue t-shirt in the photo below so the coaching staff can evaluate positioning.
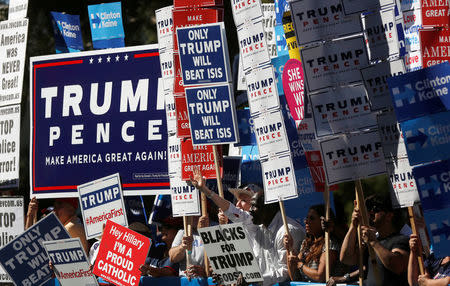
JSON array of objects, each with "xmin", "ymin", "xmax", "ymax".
[{"xmin": 425, "ymin": 254, "xmax": 450, "ymax": 279}]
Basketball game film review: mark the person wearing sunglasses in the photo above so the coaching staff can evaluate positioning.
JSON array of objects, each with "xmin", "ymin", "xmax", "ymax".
[{"xmin": 340, "ymin": 195, "xmax": 410, "ymax": 286}]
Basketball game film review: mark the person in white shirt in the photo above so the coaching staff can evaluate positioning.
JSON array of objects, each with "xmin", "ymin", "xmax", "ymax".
[{"xmin": 190, "ymin": 168, "xmax": 305, "ymax": 285}]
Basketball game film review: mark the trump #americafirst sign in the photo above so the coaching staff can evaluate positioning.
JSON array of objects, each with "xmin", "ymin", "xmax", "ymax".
[{"xmin": 30, "ymin": 45, "xmax": 170, "ymax": 198}]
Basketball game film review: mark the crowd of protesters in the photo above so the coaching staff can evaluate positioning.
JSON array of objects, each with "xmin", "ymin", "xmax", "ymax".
[{"xmin": 22, "ymin": 169, "xmax": 449, "ymax": 286}]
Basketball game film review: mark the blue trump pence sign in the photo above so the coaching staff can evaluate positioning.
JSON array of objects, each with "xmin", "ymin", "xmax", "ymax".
[
  {"xmin": 177, "ymin": 23, "xmax": 231, "ymax": 86},
  {"xmin": 185, "ymin": 83, "xmax": 238, "ymax": 145},
  {"xmin": 400, "ymin": 110, "xmax": 450, "ymax": 166},
  {"xmin": 30, "ymin": 45, "xmax": 169, "ymax": 198}
]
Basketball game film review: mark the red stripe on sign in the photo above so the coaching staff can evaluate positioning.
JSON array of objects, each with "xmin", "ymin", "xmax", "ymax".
[
  {"xmin": 123, "ymin": 183, "xmax": 170, "ymax": 188},
  {"xmin": 134, "ymin": 52, "xmax": 159, "ymax": 58},
  {"xmin": 32, "ymin": 59, "xmax": 83, "ymax": 190},
  {"xmin": 34, "ymin": 185, "xmax": 78, "ymax": 191}
]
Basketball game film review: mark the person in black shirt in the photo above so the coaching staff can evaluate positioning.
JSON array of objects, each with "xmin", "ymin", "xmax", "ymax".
[{"xmin": 340, "ymin": 195, "xmax": 410, "ymax": 286}]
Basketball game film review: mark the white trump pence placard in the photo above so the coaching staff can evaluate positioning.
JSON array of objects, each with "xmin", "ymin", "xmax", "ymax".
[
  {"xmin": 253, "ymin": 110, "xmax": 290, "ymax": 159},
  {"xmin": 77, "ymin": 173, "xmax": 128, "ymax": 240},
  {"xmin": 261, "ymin": 154, "xmax": 298, "ymax": 203}
]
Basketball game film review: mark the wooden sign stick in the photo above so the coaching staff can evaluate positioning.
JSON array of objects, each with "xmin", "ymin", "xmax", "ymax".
[{"xmin": 408, "ymin": 206, "xmax": 425, "ymax": 275}]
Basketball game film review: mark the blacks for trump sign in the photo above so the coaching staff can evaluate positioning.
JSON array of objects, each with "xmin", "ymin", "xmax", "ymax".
[{"xmin": 30, "ymin": 45, "xmax": 169, "ymax": 198}]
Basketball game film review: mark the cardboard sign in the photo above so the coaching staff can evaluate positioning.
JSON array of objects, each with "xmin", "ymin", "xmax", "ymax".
[
  {"xmin": 50, "ymin": 12, "xmax": 83, "ymax": 53},
  {"xmin": 413, "ymin": 159, "xmax": 450, "ymax": 211},
  {"xmin": 0, "ymin": 19, "xmax": 28, "ymax": 107},
  {"xmin": 185, "ymin": 84, "xmax": 238, "ymax": 145},
  {"xmin": 93, "ymin": 220, "xmax": 151, "ymax": 286},
  {"xmin": 362, "ymin": 9, "xmax": 399, "ymax": 61},
  {"xmin": 78, "ymin": 173, "xmax": 128, "ymax": 240},
  {"xmin": 253, "ymin": 110, "xmax": 290, "ymax": 159},
  {"xmin": 43, "ymin": 238, "xmax": 98, "ymax": 286},
  {"xmin": 88, "ymin": 2, "xmax": 125, "ymax": 49},
  {"xmin": 422, "ymin": 208, "xmax": 450, "ymax": 258},
  {"xmin": 30, "ymin": 45, "xmax": 170, "ymax": 198},
  {"xmin": 237, "ymin": 20, "xmax": 271, "ymax": 72},
  {"xmin": 290, "ymin": 0, "xmax": 362, "ymax": 46},
  {"xmin": 421, "ymin": 0, "xmax": 450, "ymax": 28},
  {"xmin": 420, "ymin": 29, "xmax": 450, "ymax": 68},
  {"xmin": 320, "ymin": 131, "xmax": 386, "ymax": 185},
  {"xmin": 405, "ymin": 50, "xmax": 423, "ymax": 72},
  {"xmin": 262, "ymin": 154, "xmax": 298, "ymax": 203},
  {"xmin": 155, "ymin": 6, "xmax": 173, "ymax": 51},
  {"xmin": 401, "ymin": 110, "xmax": 450, "ymax": 165},
  {"xmin": 165, "ymin": 88, "xmax": 177, "ymax": 135},
  {"xmin": 361, "ymin": 59, "xmax": 406, "ymax": 111},
  {"xmin": 387, "ymin": 158, "xmax": 420, "ymax": 208},
  {"xmin": 159, "ymin": 50, "xmax": 175, "ymax": 79},
  {"xmin": 172, "ymin": 8, "xmax": 224, "ymax": 53},
  {"xmin": 175, "ymin": 96, "xmax": 191, "ymax": 138},
  {"xmin": 198, "ymin": 223, "xmax": 262, "ymax": 285},
  {"xmin": 0, "ymin": 105, "xmax": 20, "ymax": 183},
  {"xmin": 177, "ymin": 23, "xmax": 231, "ymax": 86},
  {"xmin": 231, "ymin": 0, "xmax": 263, "ymax": 28},
  {"xmin": 0, "ymin": 197, "xmax": 24, "ymax": 283},
  {"xmin": 7, "ymin": 0, "xmax": 28, "ymax": 20},
  {"xmin": 341, "ymin": 0, "xmax": 395, "ymax": 15},
  {"xmin": 262, "ymin": 4, "xmax": 277, "ymax": 58},
  {"xmin": 168, "ymin": 134, "xmax": 182, "ymax": 178},
  {"xmin": 0, "ymin": 213, "xmax": 70, "ymax": 286},
  {"xmin": 377, "ymin": 111, "xmax": 407, "ymax": 159},
  {"xmin": 310, "ymin": 85, "xmax": 377, "ymax": 137},
  {"xmin": 301, "ymin": 36, "xmax": 369, "ymax": 93},
  {"xmin": 181, "ymin": 138, "xmax": 222, "ymax": 180},
  {"xmin": 388, "ymin": 62, "xmax": 450, "ymax": 122},
  {"xmin": 246, "ymin": 65, "xmax": 280, "ymax": 115},
  {"xmin": 170, "ymin": 177, "xmax": 201, "ymax": 217},
  {"xmin": 403, "ymin": 9, "xmax": 422, "ymax": 53},
  {"xmin": 282, "ymin": 59, "xmax": 304, "ymax": 121}
]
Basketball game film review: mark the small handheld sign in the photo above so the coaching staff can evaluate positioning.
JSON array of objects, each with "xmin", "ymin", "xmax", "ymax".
[
  {"xmin": 93, "ymin": 220, "xmax": 151, "ymax": 286},
  {"xmin": 78, "ymin": 173, "xmax": 128, "ymax": 240},
  {"xmin": 387, "ymin": 158, "xmax": 420, "ymax": 209},
  {"xmin": 282, "ymin": 59, "xmax": 304, "ymax": 121},
  {"xmin": 198, "ymin": 223, "xmax": 263, "ymax": 285},
  {"xmin": 261, "ymin": 154, "xmax": 298, "ymax": 203},
  {"xmin": 0, "ymin": 105, "xmax": 20, "ymax": 183},
  {"xmin": 43, "ymin": 238, "xmax": 98, "ymax": 286},
  {"xmin": 420, "ymin": 29, "xmax": 450, "ymax": 68},
  {"xmin": 185, "ymin": 83, "xmax": 239, "ymax": 145},
  {"xmin": 170, "ymin": 177, "xmax": 201, "ymax": 217},
  {"xmin": 181, "ymin": 138, "xmax": 222, "ymax": 180}
]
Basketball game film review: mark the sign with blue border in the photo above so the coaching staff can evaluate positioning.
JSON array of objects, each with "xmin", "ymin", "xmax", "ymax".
[
  {"xmin": 30, "ymin": 45, "xmax": 169, "ymax": 198},
  {"xmin": 388, "ymin": 62, "xmax": 450, "ymax": 122},
  {"xmin": 185, "ymin": 83, "xmax": 238, "ymax": 145},
  {"xmin": 88, "ymin": 2, "xmax": 125, "ymax": 49},
  {"xmin": 401, "ymin": 110, "xmax": 450, "ymax": 165},
  {"xmin": 0, "ymin": 213, "xmax": 70, "ymax": 286},
  {"xmin": 177, "ymin": 23, "xmax": 231, "ymax": 86}
]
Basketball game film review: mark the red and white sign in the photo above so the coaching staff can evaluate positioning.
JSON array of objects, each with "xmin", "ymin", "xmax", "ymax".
[
  {"xmin": 387, "ymin": 157, "xmax": 420, "ymax": 209},
  {"xmin": 172, "ymin": 8, "xmax": 224, "ymax": 52},
  {"xmin": 261, "ymin": 154, "xmax": 297, "ymax": 203},
  {"xmin": 170, "ymin": 177, "xmax": 201, "ymax": 217},
  {"xmin": 155, "ymin": 6, "xmax": 174, "ymax": 51},
  {"xmin": 93, "ymin": 221, "xmax": 151, "ymax": 286},
  {"xmin": 175, "ymin": 96, "xmax": 191, "ymax": 138},
  {"xmin": 420, "ymin": 28, "xmax": 450, "ymax": 68},
  {"xmin": 181, "ymin": 138, "xmax": 222, "ymax": 180},
  {"xmin": 174, "ymin": 0, "xmax": 223, "ymax": 9},
  {"xmin": 231, "ymin": 0, "xmax": 263, "ymax": 28},
  {"xmin": 304, "ymin": 150, "xmax": 338, "ymax": 192},
  {"xmin": 421, "ymin": 0, "xmax": 450, "ymax": 28},
  {"xmin": 253, "ymin": 110, "xmax": 290, "ymax": 159},
  {"xmin": 405, "ymin": 50, "xmax": 423, "ymax": 72},
  {"xmin": 168, "ymin": 134, "xmax": 182, "ymax": 177},
  {"xmin": 403, "ymin": 8, "xmax": 423, "ymax": 53},
  {"xmin": 173, "ymin": 52, "xmax": 185, "ymax": 94},
  {"xmin": 245, "ymin": 65, "xmax": 280, "ymax": 115},
  {"xmin": 237, "ymin": 20, "xmax": 271, "ymax": 71},
  {"xmin": 282, "ymin": 59, "xmax": 304, "ymax": 121},
  {"xmin": 319, "ymin": 131, "xmax": 387, "ymax": 185}
]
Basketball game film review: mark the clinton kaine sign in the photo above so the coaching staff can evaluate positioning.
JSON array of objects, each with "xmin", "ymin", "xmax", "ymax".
[{"xmin": 30, "ymin": 45, "xmax": 169, "ymax": 198}]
